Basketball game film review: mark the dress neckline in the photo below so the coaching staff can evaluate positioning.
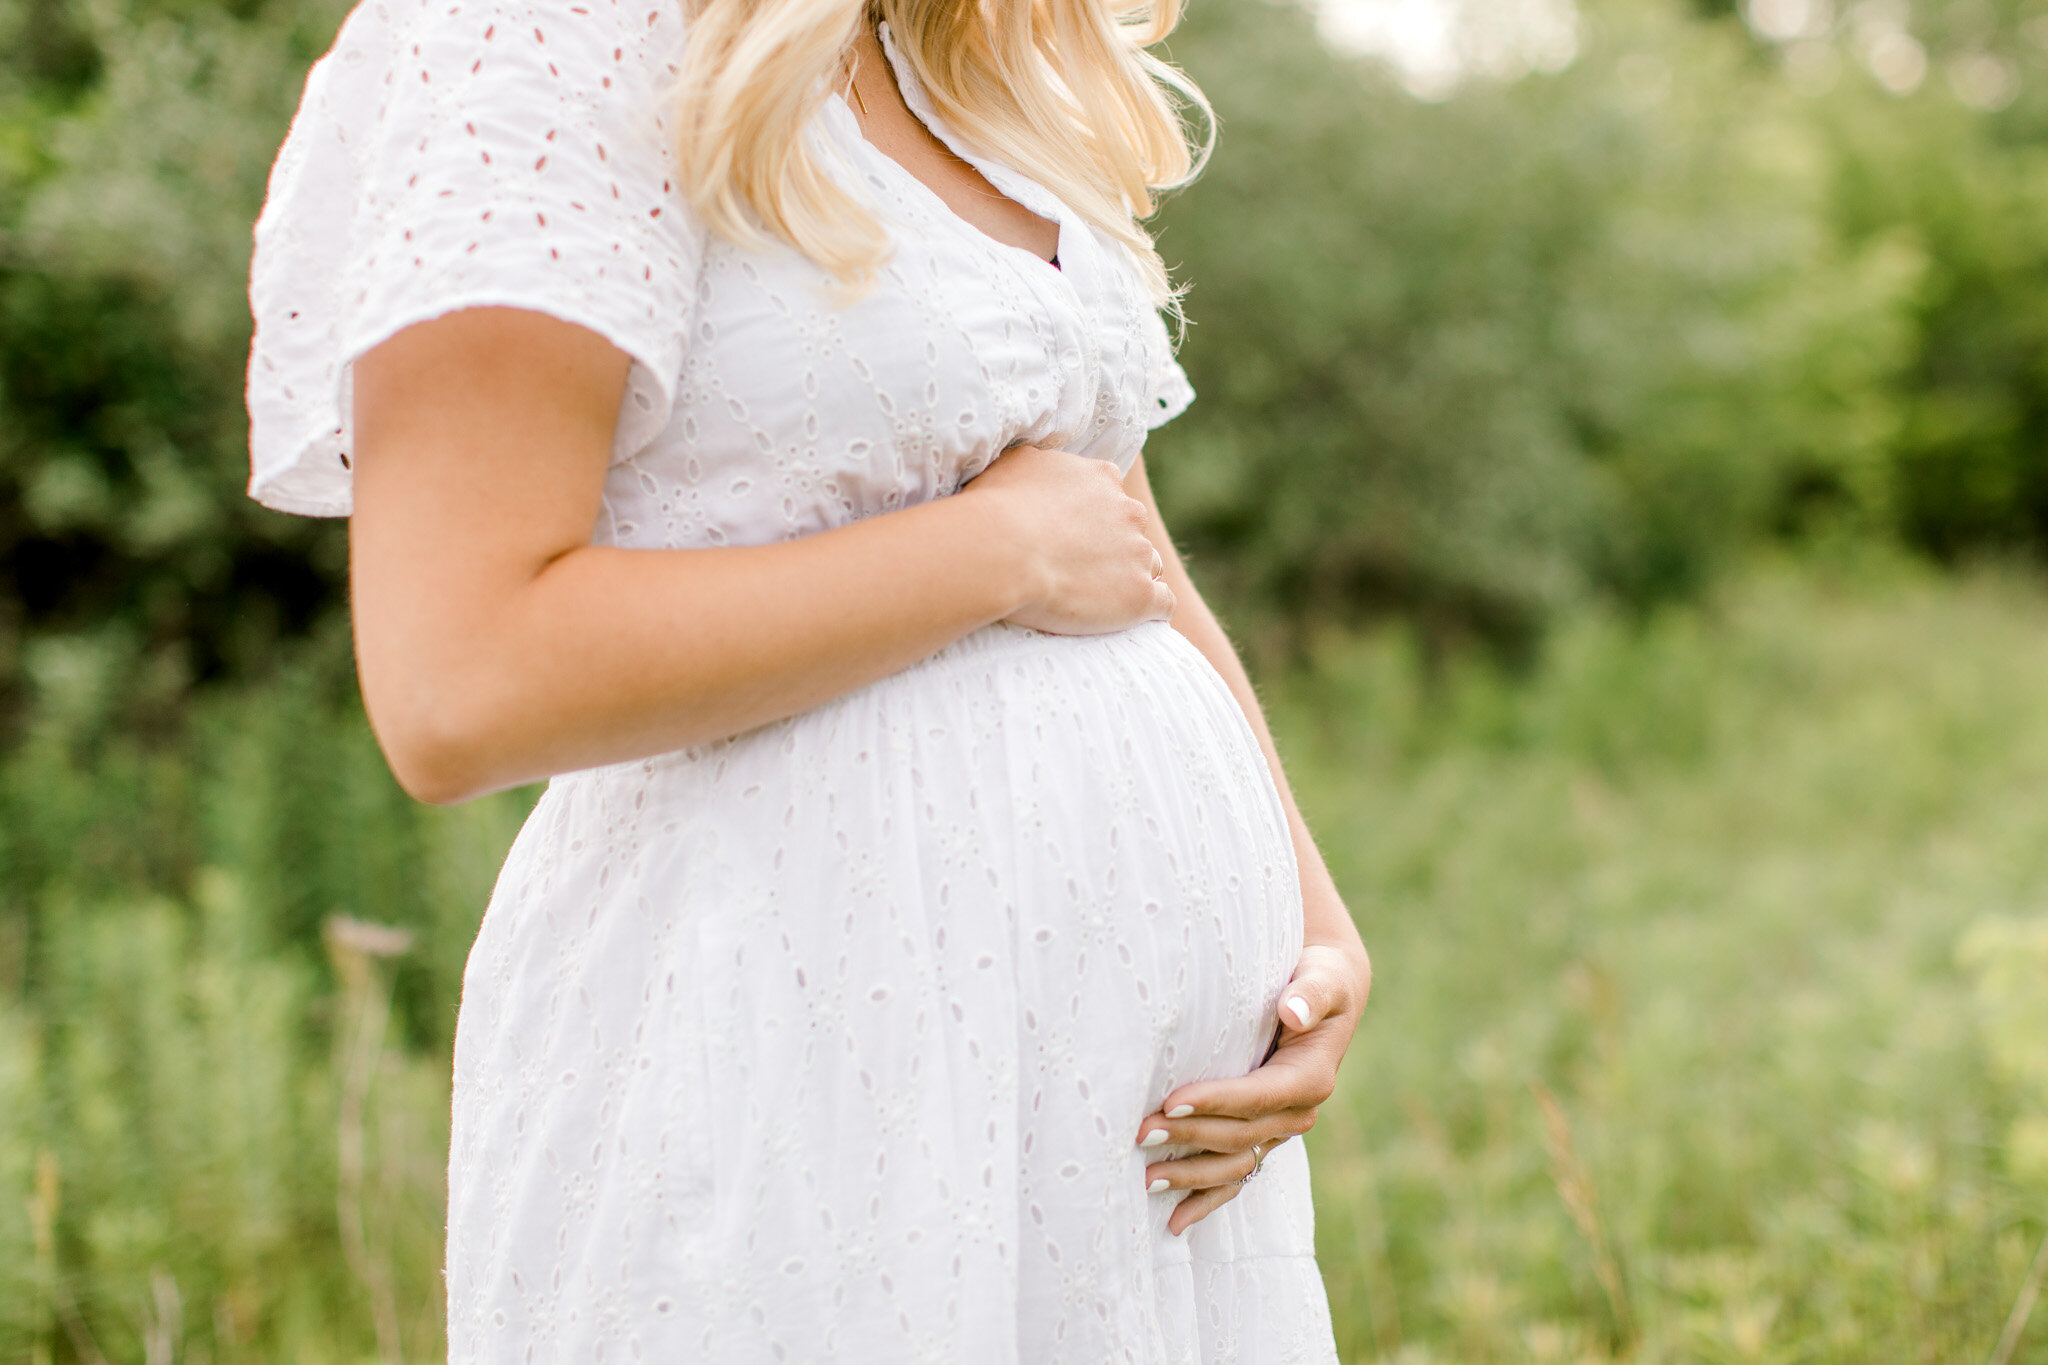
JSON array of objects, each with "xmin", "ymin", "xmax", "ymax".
[
  {"xmin": 829, "ymin": 25, "xmax": 1075, "ymax": 279},
  {"xmin": 826, "ymin": 27, "xmax": 1109, "ymax": 458}
]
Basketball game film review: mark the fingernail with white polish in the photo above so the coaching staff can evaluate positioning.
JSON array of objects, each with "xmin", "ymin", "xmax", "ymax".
[
  {"xmin": 1165, "ymin": 1104, "xmax": 1194, "ymax": 1119},
  {"xmin": 1285, "ymin": 996, "xmax": 1312, "ymax": 1029},
  {"xmin": 1139, "ymin": 1129, "xmax": 1171, "ymax": 1148},
  {"xmin": 1148, "ymin": 1177, "xmax": 1170, "ymax": 1193}
]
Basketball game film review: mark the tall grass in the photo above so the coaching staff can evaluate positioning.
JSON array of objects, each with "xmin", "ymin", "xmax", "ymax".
[
  {"xmin": 0, "ymin": 646, "xmax": 532, "ymax": 1363},
  {"xmin": 2, "ymin": 560, "xmax": 2046, "ymax": 1360},
  {"xmin": 1285, "ymin": 556, "xmax": 2048, "ymax": 1362}
]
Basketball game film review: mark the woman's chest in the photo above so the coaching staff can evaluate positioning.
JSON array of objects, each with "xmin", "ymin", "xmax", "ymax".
[{"xmin": 596, "ymin": 186, "xmax": 1156, "ymax": 551}]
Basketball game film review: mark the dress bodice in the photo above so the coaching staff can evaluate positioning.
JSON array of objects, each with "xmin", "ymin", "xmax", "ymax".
[{"xmin": 244, "ymin": 0, "xmax": 1193, "ymax": 541}]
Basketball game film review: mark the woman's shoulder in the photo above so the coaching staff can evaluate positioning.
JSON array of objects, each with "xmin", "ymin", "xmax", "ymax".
[
  {"xmin": 246, "ymin": 0, "xmax": 700, "ymax": 519},
  {"xmin": 292, "ymin": 0, "xmax": 686, "ymax": 160},
  {"xmin": 320, "ymin": 0, "xmax": 685, "ymax": 77},
  {"xmin": 282, "ymin": 0, "xmax": 694, "ymax": 250}
]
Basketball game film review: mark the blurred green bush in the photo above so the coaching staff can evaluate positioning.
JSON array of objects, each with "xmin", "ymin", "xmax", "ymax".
[
  {"xmin": 0, "ymin": 0, "xmax": 351, "ymax": 724},
  {"xmin": 1155, "ymin": 0, "xmax": 1921, "ymax": 642},
  {"xmin": 1148, "ymin": 0, "xmax": 2048, "ymax": 645}
]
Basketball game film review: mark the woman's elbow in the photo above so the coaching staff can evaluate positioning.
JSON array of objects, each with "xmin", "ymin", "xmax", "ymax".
[
  {"xmin": 365, "ymin": 680, "xmax": 500, "ymax": 806},
  {"xmin": 386, "ymin": 741, "xmax": 483, "ymax": 807}
]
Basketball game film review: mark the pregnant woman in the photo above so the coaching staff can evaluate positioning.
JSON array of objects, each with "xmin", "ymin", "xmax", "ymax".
[{"xmin": 246, "ymin": 0, "xmax": 1370, "ymax": 1356}]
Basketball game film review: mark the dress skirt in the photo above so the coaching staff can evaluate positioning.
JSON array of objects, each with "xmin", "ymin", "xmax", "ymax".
[{"xmin": 444, "ymin": 618, "xmax": 1338, "ymax": 1363}]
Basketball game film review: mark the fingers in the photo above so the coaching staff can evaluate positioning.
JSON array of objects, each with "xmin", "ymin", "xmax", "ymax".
[
  {"xmin": 1277, "ymin": 948, "xmax": 1364, "ymax": 1035},
  {"xmin": 1142, "ymin": 1131, "xmax": 1299, "ymax": 1237},
  {"xmin": 984, "ymin": 445, "xmax": 1189, "ymax": 636},
  {"xmin": 1145, "ymin": 1144, "xmax": 1265, "ymax": 1195},
  {"xmin": 1165, "ymin": 1180, "xmax": 1243, "ymax": 1237},
  {"xmin": 1146, "ymin": 1136, "xmax": 1292, "ymax": 1196},
  {"xmin": 1147, "ymin": 954, "xmax": 1365, "ymax": 1118},
  {"xmin": 1135, "ymin": 946, "xmax": 1374, "ymax": 1238},
  {"xmin": 1151, "ymin": 1034, "xmax": 1343, "ymax": 1122},
  {"xmin": 1137, "ymin": 1107, "xmax": 1316, "ymax": 1156}
]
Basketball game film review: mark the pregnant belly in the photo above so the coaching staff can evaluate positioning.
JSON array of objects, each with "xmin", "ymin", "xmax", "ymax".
[
  {"xmin": 531, "ymin": 614, "xmax": 1302, "ymax": 1063},
  {"xmin": 452, "ymin": 618, "xmax": 1304, "ymax": 1340}
]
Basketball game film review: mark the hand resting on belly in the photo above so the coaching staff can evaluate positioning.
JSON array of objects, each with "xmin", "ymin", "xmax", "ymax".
[{"xmin": 348, "ymin": 305, "xmax": 1172, "ymax": 804}]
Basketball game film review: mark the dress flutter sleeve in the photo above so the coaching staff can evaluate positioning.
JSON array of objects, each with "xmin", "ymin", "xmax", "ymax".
[
  {"xmin": 1139, "ymin": 302, "xmax": 1195, "ymax": 432},
  {"xmin": 245, "ymin": 0, "xmax": 702, "ymax": 517}
]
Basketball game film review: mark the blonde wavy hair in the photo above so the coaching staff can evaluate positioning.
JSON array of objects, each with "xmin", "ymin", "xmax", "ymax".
[{"xmin": 668, "ymin": 0, "xmax": 1212, "ymax": 307}]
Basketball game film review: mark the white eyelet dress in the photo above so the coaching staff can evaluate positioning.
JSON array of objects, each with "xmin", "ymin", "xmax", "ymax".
[{"xmin": 246, "ymin": 2, "xmax": 1339, "ymax": 1360}]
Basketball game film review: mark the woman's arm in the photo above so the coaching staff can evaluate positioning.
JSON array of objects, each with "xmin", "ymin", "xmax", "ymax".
[
  {"xmin": 1120, "ymin": 450, "xmax": 1373, "ymax": 1235},
  {"xmin": 349, "ymin": 306, "xmax": 1174, "ymax": 804}
]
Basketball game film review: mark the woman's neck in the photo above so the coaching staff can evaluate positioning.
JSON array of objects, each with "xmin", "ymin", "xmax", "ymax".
[{"xmin": 837, "ymin": 24, "xmax": 1063, "ymax": 266}]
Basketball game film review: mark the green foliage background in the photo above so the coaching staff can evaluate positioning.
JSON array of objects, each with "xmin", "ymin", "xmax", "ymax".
[
  {"xmin": 3, "ymin": 0, "xmax": 2048, "ymax": 1356},
  {"xmin": 1147, "ymin": 0, "xmax": 2048, "ymax": 642}
]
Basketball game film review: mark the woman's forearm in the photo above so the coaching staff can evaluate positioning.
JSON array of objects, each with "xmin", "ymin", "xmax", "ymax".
[
  {"xmin": 350, "ymin": 306, "xmax": 1175, "ymax": 806},
  {"xmin": 355, "ymin": 488, "xmax": 1035, "ymax": 804}
]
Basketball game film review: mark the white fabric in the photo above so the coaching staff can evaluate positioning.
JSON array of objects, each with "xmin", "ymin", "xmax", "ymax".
[{"xmin": 247, "ymin": 3, "xmax": 1335, "ymax": 1360}]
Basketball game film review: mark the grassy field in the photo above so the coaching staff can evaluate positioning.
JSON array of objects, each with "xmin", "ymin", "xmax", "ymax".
[
  {"xmin": 3, "ymin": 559, "xmax": 2047, "ymax": 1361},
  {"xmin": 1285, "ymin": 558, "xmax": 2048, "ymax": 1363}
]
